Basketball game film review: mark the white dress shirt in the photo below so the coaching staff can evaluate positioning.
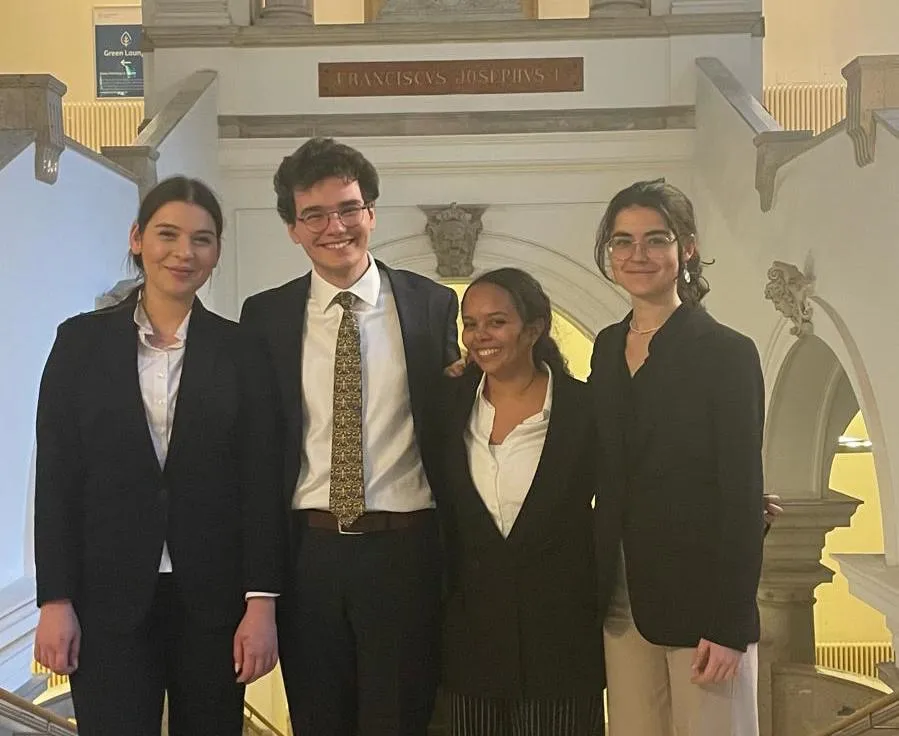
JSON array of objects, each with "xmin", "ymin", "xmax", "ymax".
[
  {"xmin": 465, "ymin": 367, "xmax": 553, "ymax": 538},
  {"xmin": 134, "ymin": 297, "xmax": 190, "ymax": 574},
  {"xmin": 294, "ymin": 257, "xmax": 434, "ymax": 512}
]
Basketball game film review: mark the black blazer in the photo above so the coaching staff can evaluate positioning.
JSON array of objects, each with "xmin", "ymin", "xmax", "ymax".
[
  {"xmin": 239, "ymin": 260, "xmax": 460, "ymax": 506},
  {"xmin": 589, "ymin": 305, "xmax": 765, "ymax": 652},
  {"xmin": 34, "ymin": 291, "xmax": 286, "ymax": 631},
  {"xmin": 439, "ymin": 369, "xmax": 605, "ymax": 699}
]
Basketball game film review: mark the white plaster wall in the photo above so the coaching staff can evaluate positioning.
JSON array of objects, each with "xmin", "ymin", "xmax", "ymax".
[
  {"xmin": 155, "ymin": 78, "xmax": 223, "ymax": 311},
  {"xmin": 0, "ymin": 144, "xmax": 138, "ymax": 688},
  {"xmin": 764, "ymin": 0, "xmax": 899, "ymax": 85},
  {"xmin": 149, "ymin": 33, "xmax": 758, "ymax": 116},
  {"xmin": 692, "ymin": 66, "xmax": 899, "ymax": 561},
  {"xmin": 215, "ymin": 131, "xmax": 693, "ymax": 326}
]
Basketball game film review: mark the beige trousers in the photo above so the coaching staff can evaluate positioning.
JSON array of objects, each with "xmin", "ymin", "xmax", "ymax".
[{"xmin": 603, "ymin": 559, "xmax": 759, "ymax": 736}]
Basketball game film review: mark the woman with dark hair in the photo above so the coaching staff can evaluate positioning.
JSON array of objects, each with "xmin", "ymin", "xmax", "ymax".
[
  {"xmin": 440, "ymin": 267, "xmax": 605, "ymax": 736},
  {"xmin": 590, "ymin": 179, "xmax": 764, "ymax": 735},
  {"xmin": 32, "ymin": 176, "xmax": 286, "ymax": 736}
]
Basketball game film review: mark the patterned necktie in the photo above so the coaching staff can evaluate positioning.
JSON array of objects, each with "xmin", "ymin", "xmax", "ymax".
[{"xmin": 329, "ymin": 291, "xmax": 365, "ymax": 528}]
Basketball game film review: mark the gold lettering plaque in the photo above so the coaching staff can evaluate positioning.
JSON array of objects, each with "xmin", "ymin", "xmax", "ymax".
[{"xmin": 318, "ymin": 58, "xmax": 584, "ymax": 97}]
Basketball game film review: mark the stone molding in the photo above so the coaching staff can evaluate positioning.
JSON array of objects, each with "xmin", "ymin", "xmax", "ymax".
[
  {"xmin": 0, "ymin": 130, "xmax": 35, "ymax": 173},
  {"xmin": 101, "ymin": 145, "xmax": 160, "ymax": 199},
  {"xmin": 219, "ymin": 106, "xmax": 694, "ymax": 139},
  {"xmin": 377, "ymin": 0, "xmax": 524, "ymax": 23},
  {"xmin": 420, "ymin": 203, "xmax": 487, "ymax": 278},
  {"xmin": 753, "ymin": 130, "xmax": 815, "ymax": 212},
  {"xmin": 151, "ymin": 0, "xmax": 232, "ymax": 26},
  {"xmin": 843, "ymin": 55, "xmax": 899, "ymax": 167},
  {"xmin": 0, "ymin": 75, "xmax": 66, "ymax": 184},
  {"xmin": 143, "ymin": 12, "xmax": 764, "ymax": 49},
  {"xmin": 764, "ymin": 260, "xmax": 815, "ymax": 338},
  {"xmin": 590, "ymin": 0, "xmax": 649, "ymax": 17}
]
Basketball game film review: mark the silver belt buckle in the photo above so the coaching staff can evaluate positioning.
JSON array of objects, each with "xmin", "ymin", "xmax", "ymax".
[{"xmin": 338, "ymin": 521, "xmax": 364, "ymax": 536}]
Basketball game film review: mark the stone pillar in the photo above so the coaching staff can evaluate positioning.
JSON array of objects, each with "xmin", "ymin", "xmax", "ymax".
[
  {"xmin": 843, "ymin": 55, "xmax": 899, "ymax": 167},
  {"xmin": 376, "ymin": 0, "xmax": 524, "ymax": 23},
  {"xmin": 0, "ymin": 74, "xmax": 66, "ymax": 184},
  {"xmin": 101, "ymin": 144, "xmax": 159, "ymax": 200},
  {"xmin": 257, "ymin": 0, "xmax": 313, "ymax": 24},
  {"xmin": 756, "ymin": 491, "xmax": 861, "ymax": 736},
  {"xmin": 590, "ymin": 0, "xmax": 649, "ymax": 16},
  {"xmin": 150, "ymin": 0, "xmax": 232, "ymax": 25}
]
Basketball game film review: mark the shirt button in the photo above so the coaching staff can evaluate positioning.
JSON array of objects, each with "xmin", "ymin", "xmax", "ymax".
[
  {"xmin": 157, "ymin": 399, "xmax": 165, "ymax": 405},
  {"xmin": 157, "ymin": 372, "xmax": 165, "ymax": 379}
]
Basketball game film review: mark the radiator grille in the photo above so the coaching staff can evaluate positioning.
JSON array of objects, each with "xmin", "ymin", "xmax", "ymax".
[
  {"xmin": 62, "ymin": 100, "xmax": 144, "ymax": 152},
  {"xmin": 816, "ymin": 642, "xmax": 895, "ymax": 679},
  {"xmin": 763, "ymin": 83, "xmax": 847, "ymax": 136}
]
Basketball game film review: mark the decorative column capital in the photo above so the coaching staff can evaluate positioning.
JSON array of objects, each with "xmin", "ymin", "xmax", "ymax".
[
  {"xmin": 96, "ymin": 279, "xmax": 144, "ymax": 309},
  {"xmin": 764, "ymin": 260, "xmax": 815, "ymax": 337},
  {"xmin": 759, "ymin": 491, "xmax": 861, "ymax": 602},
  {"xmin": 842, "ymin": 55, "xmax": 899, "ymax": 167},
  {"xmin": 420, "ymin": 203, "xmax": 487, "ymax": 278},
  {"xmin": 0, "ymin": 74, "xmax": 67, "ymax": 184},
  {"xmin": 590, "ymin": 0, "xmax": 649, "ymax": 17},
  {"xmin": 257, "ymin": 0, "xmax": 313, "ymax": 24}
]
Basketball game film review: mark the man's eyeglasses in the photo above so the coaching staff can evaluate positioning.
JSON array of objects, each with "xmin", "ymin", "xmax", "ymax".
[
  {"xmin": 297, "ymin": 204, "xmax": 372, "ymax": 234},
  {"xmin": 605, "ymin": 233, "xmax": 678, "ymax": 260}
]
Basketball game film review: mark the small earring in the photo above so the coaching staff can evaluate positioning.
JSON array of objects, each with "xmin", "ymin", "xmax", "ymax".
[{"xmin": 682, "ymin": 265, "xmax": 691, "ymax": 284}]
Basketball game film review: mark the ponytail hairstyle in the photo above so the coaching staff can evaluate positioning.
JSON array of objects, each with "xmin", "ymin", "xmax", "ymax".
[{"xmin": 594, "ymin": 178, "xmax": 710, "ymax": 307}]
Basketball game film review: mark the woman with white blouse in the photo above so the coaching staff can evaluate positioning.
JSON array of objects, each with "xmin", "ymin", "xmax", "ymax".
[
  {"xmin": 32, "ymin": 177, "xmax": 285, "ymax": 736},
  {"xmin": 439, "ymin": 268, "xmax": 606, "ymax": 736}
]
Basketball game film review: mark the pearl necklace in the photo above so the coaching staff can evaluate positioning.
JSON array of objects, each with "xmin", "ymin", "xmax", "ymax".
[{"xmin": 629, "ymin": 321, "xmax": 663, "ymax": 335}]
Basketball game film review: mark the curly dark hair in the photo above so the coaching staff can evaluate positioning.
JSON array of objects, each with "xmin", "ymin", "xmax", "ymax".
[
  {"xmin": 594, "ymin": 179, "xmax": 710, "ymax": 306},
  {"xmin": 273, "ymin": 137, "xmax": 380, "ymax": 224}
]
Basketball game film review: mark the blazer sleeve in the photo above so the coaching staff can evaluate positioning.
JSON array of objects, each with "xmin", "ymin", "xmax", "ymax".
[
  {"xmin": 704, "ymin": 333, "xmax": 766, "ymax": 651},
  {"xmin": 442, "ymin": 288, "xmax": 461, "ymax": 367},
  {"xmin": 237, "ymin": 327, "xmax": 287, "ymax": 595},
  {"xmin": 34, "ymin": 321, "xmax": 86, "ymax": 606}
]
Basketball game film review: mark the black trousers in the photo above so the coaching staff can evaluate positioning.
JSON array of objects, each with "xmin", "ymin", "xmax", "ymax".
[
  {"xmin": 448, "ymin": 692, "xmax": 606, "ymax": 736},
  {"xmin": 69, "ymin": 575, "xmax": 244, "ymax": 736},
  {"xmin": 279, "ymin": 511, "xmax": 443, "ymax": 736}
]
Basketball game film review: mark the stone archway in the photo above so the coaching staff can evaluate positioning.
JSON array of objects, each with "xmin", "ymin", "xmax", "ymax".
[{"xmin": 372, "ymin": 230, "xmax": 630, "ymax": 337}]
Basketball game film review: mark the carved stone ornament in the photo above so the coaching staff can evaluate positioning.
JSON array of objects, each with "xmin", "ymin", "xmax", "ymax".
[
  {"xmin": 0, "ymin": 74, "xmax": 67, "ymax": 185},
  {"xmin": 96, "ymin": 278, "xmax": 144, "ymax": 309},
  {"xmin": 420, "ymin": 203, "xmax": 487, "ymax": 278},
  {"xmin": 764, "ymin": 261, "xmax": 815, "ymax": 337}
]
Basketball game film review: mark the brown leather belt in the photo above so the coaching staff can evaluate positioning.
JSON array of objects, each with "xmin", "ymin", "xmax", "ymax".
[{"xmin": 295, "ymin": 509, "xmax": 433, "ymax": 535}]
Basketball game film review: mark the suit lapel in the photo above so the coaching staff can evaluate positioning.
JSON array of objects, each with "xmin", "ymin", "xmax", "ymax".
[
  {"xmin": 447, "ymin": 372, "xmax": 509, "ymax": 544},
  {"xmin": 383, "ymin": 263, "xmax": 428, "ymax": 448},
  {"xmin": 505, "ymin": 373, "xmax": 583, "ymax": 547},
  {"xmin": 166, "ymin": 299, "xmax": 219, "ymax": 473},
  {"xmin": 104, "ymin": 292, "xmax": 165, "ymax": 481}
]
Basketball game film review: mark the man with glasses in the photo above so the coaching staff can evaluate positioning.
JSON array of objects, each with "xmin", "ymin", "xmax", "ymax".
[{"xmin": 240, "ymin": 137, "xmax": 460, "ymax": 736}]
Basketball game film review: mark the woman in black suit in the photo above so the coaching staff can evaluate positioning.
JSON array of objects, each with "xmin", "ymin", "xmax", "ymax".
[
  {"xmin": 440, "ymin": 268, "xmax": 605, "ymax": 736},
  {"xmin": 32, "ymin": 177, "xmax": 286, "ymax": 736},
  {"xmin": 589, "ymin": 180, "xmax": 764, "ymax": 736}
]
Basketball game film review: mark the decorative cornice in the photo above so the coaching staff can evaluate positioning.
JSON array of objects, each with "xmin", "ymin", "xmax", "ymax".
[
  {"xmin": 843, "ymin": 55, "xmax": 899, "ymax": 167},
  {"xmin": 101, "ymin": 145, "xmax": 160, "ymax": 199},
  {"xmin": 753, "ymin": 129, "xmax": 814, "ymax": 212},
  {"xmin": 219, "ymin": 106, "xmax": 694, "ymax": 139},
  {"xmin": 64, "ymin": 136, "xmax": 140, "ymax": 184},
  {"xmin": 143, "ymin": 12, "xmax": 763, "ymax": 50},
  {"xmin": 764, "ymin": 260, "xmax": 815, "ymax": 337},
  {"xmin": 0, "ymin": 74, "xmax": 67, "ymax": 184}
]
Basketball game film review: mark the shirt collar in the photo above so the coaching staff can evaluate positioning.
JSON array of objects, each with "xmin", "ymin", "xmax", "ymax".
[
  {"xmin": 133, "ymin": 291, "xmax": 191, "ymax": 348},
  {"xmin": 474, "ymin": 363, "xmax": 554, "ymax": 429},
  {"xmin": 310, "ymin": 254, "xmax": 381, "ymax": 313}
]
